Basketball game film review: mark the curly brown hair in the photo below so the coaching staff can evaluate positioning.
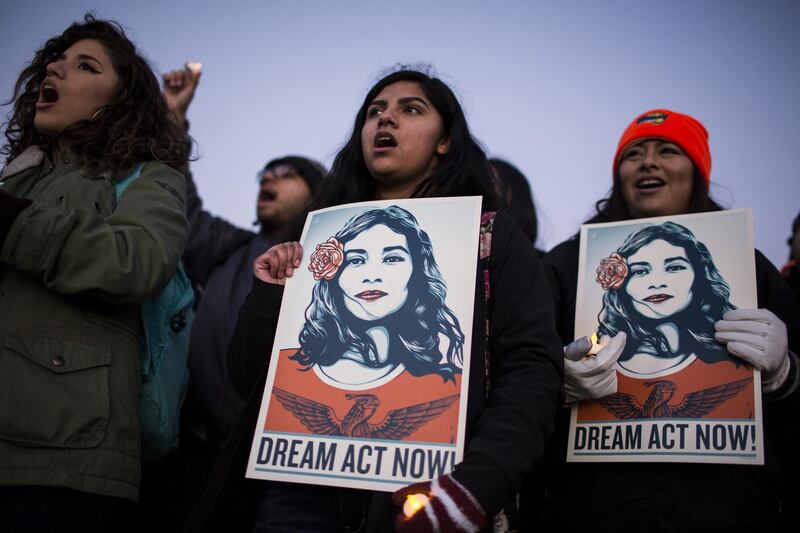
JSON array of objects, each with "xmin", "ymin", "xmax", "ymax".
[{"xmin": 2, "ymin": 14, "xmax": 189, "ymax": 175}]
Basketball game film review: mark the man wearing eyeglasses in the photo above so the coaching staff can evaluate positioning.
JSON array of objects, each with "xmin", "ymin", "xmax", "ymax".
[
  {"xmin": 181, "ymin": 156, "xmax": 323, "ymax": 444},
  {"xmin": 154, "ymin": 64, "xmax": 325, "ymax": 529}
]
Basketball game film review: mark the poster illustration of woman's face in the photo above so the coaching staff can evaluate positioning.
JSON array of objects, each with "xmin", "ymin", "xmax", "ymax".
[
  {"xmin": 594, "ymin": 220, "xmax": 741, "ymax": 372},
  {"xmin": 625, "ymin": 239, "xmax": 695, "ymax": 319},
  {"xmin": 249, "ymin": 197, "xmax": 483, "ymax": 490},
  {"xmin": 293, "ymin": 204, "xmax": 468, "ymax": 386},
  {"xmin": 569, "ymin": 210, "xmax": 763, "ymax": 466},
  {"xmin": 338, "ymin": 224, "xmax": 413, "ymax": 322}
]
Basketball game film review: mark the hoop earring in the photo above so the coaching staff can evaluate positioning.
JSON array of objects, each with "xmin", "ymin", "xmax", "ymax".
[{"xmin": 90, "ymin": 106, "xmax": 109, "ymax": 121}]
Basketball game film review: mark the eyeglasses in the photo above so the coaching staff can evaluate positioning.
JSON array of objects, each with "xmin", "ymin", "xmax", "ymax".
[{"xmin": 257, "ymin": 164, "xmax": 300, "ymax": 185}]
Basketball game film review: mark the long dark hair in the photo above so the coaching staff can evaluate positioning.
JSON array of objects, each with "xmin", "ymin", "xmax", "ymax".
[
  {"xmin": 309, "ymin": 67, "xmax": 498, "ymax": 212},
  {"xmin": 2, "ymin": 14, "xmax": 189, "ymax": 174},
  {"xmin": 490, "ymin": 158, "xmax": 538, "ymax": 244},
  {"xmin": 597, "ymin": 221, "xmax": 736, "ymax": 364},
  {"xmin": 293, "ymin": 205, "xmax": 464, "ymax": 382}
]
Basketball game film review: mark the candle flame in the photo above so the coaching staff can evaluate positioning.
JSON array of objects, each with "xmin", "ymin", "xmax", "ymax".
[
  {"xmin": 590, "ymin": 331, "xmax": 598, "ymax": 345},
  {"xmin": 403, "ymin": 493, "xmax": 429, "ymax": 517}
]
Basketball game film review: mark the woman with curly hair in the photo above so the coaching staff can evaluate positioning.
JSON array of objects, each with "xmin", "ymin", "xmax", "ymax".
[
  {"xmin": 529, "ymin": 109, "xmax": 800, "ymax": 532},
  {"xmin": 0, "ymin": 15, "xmax": 188, "ymax": 531}
]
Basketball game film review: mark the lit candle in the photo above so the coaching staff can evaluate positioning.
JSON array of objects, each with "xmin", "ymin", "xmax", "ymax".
[
  {"xmin": 587, "ymin": 332, "xmax": 607, "ymax": 356},
  {"xmin": 403, "ymin": 493, "xmax": 429, "ymax": 517}
]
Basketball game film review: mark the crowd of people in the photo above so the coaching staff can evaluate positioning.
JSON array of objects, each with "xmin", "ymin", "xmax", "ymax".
[{"xmin": 0, "ymin": 14, "xmax": 798, "ymax": 533}]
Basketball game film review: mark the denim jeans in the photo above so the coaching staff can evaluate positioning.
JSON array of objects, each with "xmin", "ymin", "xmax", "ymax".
[{"xmin": 251, "ymin": 480, "xmax": 370, "ymax": 533}]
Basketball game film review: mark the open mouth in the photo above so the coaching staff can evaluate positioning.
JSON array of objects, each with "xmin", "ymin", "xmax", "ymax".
[
  {"xmin": 38, "ymin": 82, "xmax": 59, "ymax": 104},
  {"xmin": 356, "ymin": 290, "xmax": 387, "ymax": 301},
  {"xmin": 258, "ymin": 189, "xmax": 277, "ymax": 202},
  {"xmin": 374, "ymin": 132, "xmax": 397, "ymax": 149},
  {"xmin": 635, "ymin": 177, "xmax": 665, "ymax": 190},
  {"xmin": 644, "ymin": 294, "xmax": 673, "ymax": 304}
]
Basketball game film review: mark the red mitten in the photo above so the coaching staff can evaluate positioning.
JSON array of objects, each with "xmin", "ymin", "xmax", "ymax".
[{"xmin": 392, "ymin": 474, "xmax": 486, "ymax": 533}]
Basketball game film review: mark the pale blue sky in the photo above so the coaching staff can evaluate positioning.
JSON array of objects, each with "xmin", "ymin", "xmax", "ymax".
[{"xmin": 2, "ymin": 0, "xmax": 798, "ymax": 267}]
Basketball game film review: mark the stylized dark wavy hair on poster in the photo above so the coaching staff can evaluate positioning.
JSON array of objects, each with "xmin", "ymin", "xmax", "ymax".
[
  {"xmin": 597, "ymin": 221, "xmax": 737, "ymax": 364},
  {"xmin": 293, "ymin": 205, "xmax": 465, "ymax": 382}
]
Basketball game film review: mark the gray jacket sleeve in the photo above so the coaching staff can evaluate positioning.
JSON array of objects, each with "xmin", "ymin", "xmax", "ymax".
[{"xmin": 181, "ymin": 171, "xmax": 255, "ymax": 286}]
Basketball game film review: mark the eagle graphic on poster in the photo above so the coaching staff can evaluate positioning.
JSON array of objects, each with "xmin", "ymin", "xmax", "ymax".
[
  {"xmin": 272, "ymin": 387, "xmax": 459, "ymax": 440},
  {"xmin": 597, "ymin": 377, "xmax": 752, "ymax": 419}
]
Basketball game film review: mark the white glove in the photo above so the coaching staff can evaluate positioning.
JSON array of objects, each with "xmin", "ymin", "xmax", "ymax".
[
  {"xmin": 715, "ymin": 308, "xmax": 790, "ymax": 393},
  {"xmin": 563, "ymin": 332, "xmax": 626, "ymax": 403}
]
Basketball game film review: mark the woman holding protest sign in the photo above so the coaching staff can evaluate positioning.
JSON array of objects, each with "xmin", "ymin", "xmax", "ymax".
[
  {"xmin": 531, "ymin": 109, "xmax": 800, "ymax": 532},
  {"xmin": 199, "ymin": 67, "xmax": 563, "ymax": 533},
  {"xmin": 0, "ymin": 15, "xmax": 189, "ymax": 531}
]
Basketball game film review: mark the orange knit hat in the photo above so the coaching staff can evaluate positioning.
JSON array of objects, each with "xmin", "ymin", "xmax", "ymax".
[{"xmin": 613, "ymin": 109, "xmax": 711, "ymax": 188}]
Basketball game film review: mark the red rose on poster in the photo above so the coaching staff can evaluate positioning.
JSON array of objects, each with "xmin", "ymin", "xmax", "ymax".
[
  {"xmin": 308, "ymin": 237, "xmax": 344, "ymax": 281},
  {"xmin": 596, "ymin": 252, "xmax": 628, "ymax": 290}
]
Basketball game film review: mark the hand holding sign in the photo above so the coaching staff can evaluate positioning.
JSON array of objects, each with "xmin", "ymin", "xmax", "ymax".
[
  {"xmin": 715, "ymin": 308, "xmax": 790, "ymax": 392},
  {"xmin": 253, "ymin": 241, "xmax": 304, "ymax": 284}
]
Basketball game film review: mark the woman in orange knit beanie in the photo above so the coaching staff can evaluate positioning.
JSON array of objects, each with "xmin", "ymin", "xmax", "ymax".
[{"xmin": 525, "ymin": 108, "xmax": 800, "ymax": 532}]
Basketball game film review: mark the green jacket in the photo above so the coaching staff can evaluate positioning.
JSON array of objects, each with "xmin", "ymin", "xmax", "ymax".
[{"xmin": 0, "ymin": 147, "xmax": 188, "ymax": 502}]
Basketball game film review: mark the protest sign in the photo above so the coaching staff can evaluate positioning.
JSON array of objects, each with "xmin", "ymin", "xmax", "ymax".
[
  {"xmin": 568, "ymin": 209, "xmax": 763, "ymax": 464},
  {"xmin": 246, "ymin": 197, "xmax": 482, "ymax": 490}
]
